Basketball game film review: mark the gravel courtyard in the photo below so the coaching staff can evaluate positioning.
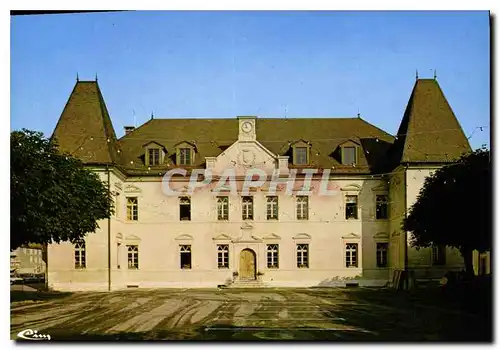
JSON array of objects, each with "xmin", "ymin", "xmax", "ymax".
[{"xmin": 11, "ymin": 287, "xmax": 489, "ymax": 341}]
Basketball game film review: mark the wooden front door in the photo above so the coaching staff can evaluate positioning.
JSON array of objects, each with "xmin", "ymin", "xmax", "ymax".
[{"xmin": 239, "ymin": 249, "xmax": 256, "ymax": 280}]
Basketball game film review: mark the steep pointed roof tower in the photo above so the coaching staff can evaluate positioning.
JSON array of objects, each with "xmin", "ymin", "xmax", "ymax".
[
  {"xmin": 52, "ymin": 80, "xmax": 120, "ymax": 164},
  {"xmin": 391, "ymin": 79, "xmax": 471, "ymax": 164}
]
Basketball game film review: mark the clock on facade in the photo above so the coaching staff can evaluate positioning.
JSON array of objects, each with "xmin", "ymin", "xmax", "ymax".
[{"xmin": 241, "ymin": 121, "xmax": 253, "ymax": 133}]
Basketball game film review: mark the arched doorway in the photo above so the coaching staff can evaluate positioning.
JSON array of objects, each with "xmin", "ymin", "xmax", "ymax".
[{"xmin": 239, "ymin": 249, "xmax": 256, "ymax": 280}]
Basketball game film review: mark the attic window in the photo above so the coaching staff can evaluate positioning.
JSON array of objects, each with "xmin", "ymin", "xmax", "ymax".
[
  {"xmin": 342, "ymin": 147, "xmax": 357, "ymax": 165},
  {"xmin": 291, "ymin": 141, "xmax": 310, "ymax": 166},
  {"xmin": 148, "ymin": 148, "xmax": 160, "ymax": 166},
  {"xmin": 179, "ymin": 148, "xmax": 192, "ymax": 165},
  {"xmin": 295, "ymin": 147, "xmax": 308, "ymax": 165}
]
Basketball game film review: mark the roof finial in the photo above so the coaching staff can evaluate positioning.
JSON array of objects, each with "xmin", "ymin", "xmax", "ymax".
[
  {"xmin": 76, "ymin": 72, "xmax": 79, "ymax": 82},
  {"xmin": 151, "ymin": 111, "xmax": 154, "ymax": 119},
  {"xmin": 433, "ymin": 69, "xmax": 437, "ymax": 80},
  {"xmin": 416, "ymin": 69, "xmax": 419, "ymax": 80},
  {"xmin": 95, "ymin": 73, "xmax": 98, "ymax": 82}
]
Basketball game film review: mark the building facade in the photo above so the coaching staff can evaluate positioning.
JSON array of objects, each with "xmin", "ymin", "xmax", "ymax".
[
  {"xmin": 11, "ymin": 245, "xmax": 46, "ymax": 275},
  {"xmin": 47, "ymin": 78, "xmax": 472, "ymax": 291}
]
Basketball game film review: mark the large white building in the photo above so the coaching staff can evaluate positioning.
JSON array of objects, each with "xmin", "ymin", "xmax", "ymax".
[{"xmin": 47, "ymin": 78, "xmax": 471, "ymax": 291}]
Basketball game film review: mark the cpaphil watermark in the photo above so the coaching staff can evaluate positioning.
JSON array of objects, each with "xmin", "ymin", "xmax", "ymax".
[
  {"xmin": 17, "ymin": 329, "xmax": 51, "ymax": 341},
  {"xmin": 161, "ymin": 168, "xmax": 341, "ymax": 196}
]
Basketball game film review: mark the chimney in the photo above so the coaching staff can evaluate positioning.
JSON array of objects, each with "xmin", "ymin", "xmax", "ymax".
[{"xmin": 124, "ymin": 126, "xmax": 135, "ymax": 135}]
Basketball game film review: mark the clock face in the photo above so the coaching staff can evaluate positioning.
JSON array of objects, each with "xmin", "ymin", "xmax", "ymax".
[{"xmin": 241, "ymin": 121, "xmax": 253, "ymax": 133}]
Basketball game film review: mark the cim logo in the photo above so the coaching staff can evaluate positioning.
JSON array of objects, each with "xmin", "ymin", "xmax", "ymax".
[{"xmin": 17, "ymin": 329, "xmax": 51, "ymax": 341}]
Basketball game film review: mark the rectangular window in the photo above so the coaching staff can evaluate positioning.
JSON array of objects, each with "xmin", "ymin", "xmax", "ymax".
[
  {"xmin": 267, "ymin": 196, "xmax": 279, "ymax": 220},
  {"xmin": 180, "ymin": 245, "xmax": 192, "ymax": 269},
  {"xmin": 179, "ymin": 197, "xmax": 191, "ymax": 221},
  {"xmin": 148, "ymin": 148, "xmax": 160, "ymax": 166},
  {"xmin": 296, "ymin": 196, "xmax": 309, "ymax": 220},
  {"xmin": 267, "ymin": 244, "xmax": 279, "ymax": 268},
  {"xmin": 342, "ymin": 147, "xmax": 357, "ymax": 165},
  {"xmin": 29, "ymin": 255, "xmax": 33, "ymax": 263},
  {"xmin": 346, "ymin": 195, "xmax": 358, "ymax": 220},
  {"xmin": 217, "ymin": 196, "xmax": 229, "ymax": 220},
  {"xmin": 432, "ymin": 245, "xmax": 446, "ymax": 266},
  {"xmin": 345, "ymin": 243, "xmax": 358, "ymax": 267},
  {"xmin": 127, "ymin": 197, "xmax": 138, "ymax": 221},
  {"xmin": 376, "ymin": 195, "xmax": 388, "ymax": 219},
  {"xmin": 75, "ymin": 240, "xmax": 86, "ymax": 269},
  {"xmin": 127, "ymin": 245, "xmax": 139, "ymax": 269},
  {"xmin": 376, "ymin": 243, "xmax": 388, "ymax": 267},
  {"xmin": 242, "ymin": 196, "xmax": 253, "ymax": 220},
  {"xmin": 117, "ymin": 243, "xmax": 121, "ymax": 269},
  {"xmin": 217, "ymin": 245, "xmax": 229, "ymax": 268},
  {"xmin": 179, "ymin": 148, "xmax": 191, "ymax": 165},
  {"xmin": 296, "ymin": 244, "xmax": 309, "ymax": 268},
  {"xmin": 295, "ymin": 147, "xmax": 308, "ymax": 165}
]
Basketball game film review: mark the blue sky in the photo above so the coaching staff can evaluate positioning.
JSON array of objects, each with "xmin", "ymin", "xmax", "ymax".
[{"xmin": 11, "ymin": 11, "xmax": 490, "ymax": 149}]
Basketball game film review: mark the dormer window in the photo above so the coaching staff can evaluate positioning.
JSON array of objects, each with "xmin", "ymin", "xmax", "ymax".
[
  {"xmin": 148, "ymin": 148, "xmax": 160, "ymax": 166},
  {"xmin": 342, "ymin": 147, "xmax": 357, "ymax": 165},
  {"xmin": 175, "ymin": 141, "xmax": 196, "ymax": 166},
  {"xmin": 291, "ymin": 140, "xmax": 310, "ymax": 166},
  {"xmin": 143, "ymin": 141, "xmax": 166, "ymax": 167},
  {"xmin": 295, "ymin": 147, "xmax": 308, "ymax": 165},
  {"xmin": 179, "ymin": 148, "xmax": 191, "ymax": 165}
]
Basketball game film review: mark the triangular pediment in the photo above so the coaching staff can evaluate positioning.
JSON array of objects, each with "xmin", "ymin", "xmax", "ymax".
[
  {"xmin": 293, "ymin": 233, "xmax": 312, "ymax": 240},
  {"xmin": 371, "ymin": 184, "xmax": 388, "ymax": 192},
  {"xmin": 125, "ymin": 234, "xmax": 141, "ymax": 242},
  {"xmin": 212, "ymin": 233, "xmax": 232, "ymax": 241},
  {"xmin": 338, "ymin": 138, "xmax": 361, "ymax": 147},
  {"xmin": 341, "ymin": 184, "xmax": 361, "ymax": 191},
  {"xmin": 174, "ymin": 141, "xmax": 197, "ymax": 151},
  {"xmin": 373, "ymin": 232, "xmax": 389, "ymax": 240},
  {"xmin": 175, "ymin": 234, "xmax": 194, "ymax": 241},
  {"xmin": 290, "ymin": 139, "xmax": 310, "ymax": 147},
  {"xmin": 342, "ymin": 232, "xmax": 361, "ymax": 239},
  {"xmin": 263, "ymin": 233, "xmax": 281, "ymax": 240},
  {"xmin": 116, "ymin": 232, "xmax": 123, "ymax": 240},
  {"xmin": 232, "ymin": 235, "xmax": 262, "ymax": 243},
  {"xmin": 124, "ymin": 184, "xmax": 142, "ymax": 193},
  {"xmin": 142, "ymin": 140, "xmax": 166, "ymax": 150}
]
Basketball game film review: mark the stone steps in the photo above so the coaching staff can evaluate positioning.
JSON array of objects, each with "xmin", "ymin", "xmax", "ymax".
[{"xmin": 227, "ymin": 279, "xmax": 268, "ymax": 288}]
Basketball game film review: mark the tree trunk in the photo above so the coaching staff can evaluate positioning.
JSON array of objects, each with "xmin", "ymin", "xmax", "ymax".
[{"xmin": 461, "ymin": 247, "xmax": 474, "ymax": 277}]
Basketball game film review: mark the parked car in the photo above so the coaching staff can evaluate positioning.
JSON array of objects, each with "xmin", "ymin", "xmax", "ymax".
[{"xmin": 10, "ymin": 277, "xmax": 23, "ymax": 285}]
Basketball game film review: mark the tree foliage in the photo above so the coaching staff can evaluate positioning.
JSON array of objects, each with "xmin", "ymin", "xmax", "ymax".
[
  {"xmin": 11, "ymin": 129, "xmax": 114, "ymax": 250},
  {"xmin": 402, "ymin": 148, "xmax": 491, "ymax": 274}
]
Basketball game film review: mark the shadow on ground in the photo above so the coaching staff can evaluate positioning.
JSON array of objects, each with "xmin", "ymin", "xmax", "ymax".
[
  {"xmin": 11, "ymin": 290, "xmax": 73, "ymax": 303},
  {"xmin": 22, "ymin": 324, "xmax": 376, "ymax": 341},
  {"xmin": 306, "ymin": 284, "xmax": 492, "ymax": 342}
]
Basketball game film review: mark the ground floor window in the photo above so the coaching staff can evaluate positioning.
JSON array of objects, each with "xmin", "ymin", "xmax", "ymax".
[
  {"xmin": 432, "ymin": 245, "xmax": 446, "ymax": 266},
  {"xmin": 345, "ymin": 243, "xmax": 358, "ymax": 267},
  {"xmin": 180, "ymin": 245, "xmax": 192, "ymax": 269},
  {"xmin": 74, "ymin": 240, "xmax": 86, "ymax": 269},
  {"xmin": 117, "ymin": 243, "xmax": 121, "ymax": 269},
  {"xmin": 376, "ymin": 243, "xmax": 388, "ymax": 267},
  {"xmin": 296, "ymin": 244, "xmax": 309, "ymax": 268},
  {"xmin": 217, "ymin": 245, "xmax": 229, "ymax": 268},
  {"xmin": 267, "ymin": 244, "xmax": 279, "ymax": 268},
  {"xmin": 127, "ymin": 245, "xmax": 139, "ymax": 269}
]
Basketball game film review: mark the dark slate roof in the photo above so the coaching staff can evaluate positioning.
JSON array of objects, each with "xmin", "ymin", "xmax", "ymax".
[
  {"xmin": 117, "ymin": 117, "xmax": 395, "ymax": 175},
  {"xmin": 52, "ymin": 81, "xmax": 120, "ymax": 165},
  {"xmin": 51, "ymin": 78, "xmax": 472, "ymax": 176},
  {"xmin": 390, "ymin": 79, "xmax": 471, "ymax": 164}
]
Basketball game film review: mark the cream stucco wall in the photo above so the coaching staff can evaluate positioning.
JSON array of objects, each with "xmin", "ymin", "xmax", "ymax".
[
  {"xmin": 48, "ymin": 165, "xmax": 395, "ymax": 290},
  {"xmin": 48, "ymin": 144, "xmax": 465, "ymax": 291}
]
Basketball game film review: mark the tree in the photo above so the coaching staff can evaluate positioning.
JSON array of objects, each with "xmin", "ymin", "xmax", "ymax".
[
  {"xmin": 402, "ymin": 148, "xmax": 491, "ymax": 276},
  {"xmin": 11, "ymin": 129, "xmax": 114, "ymax": 251}
]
